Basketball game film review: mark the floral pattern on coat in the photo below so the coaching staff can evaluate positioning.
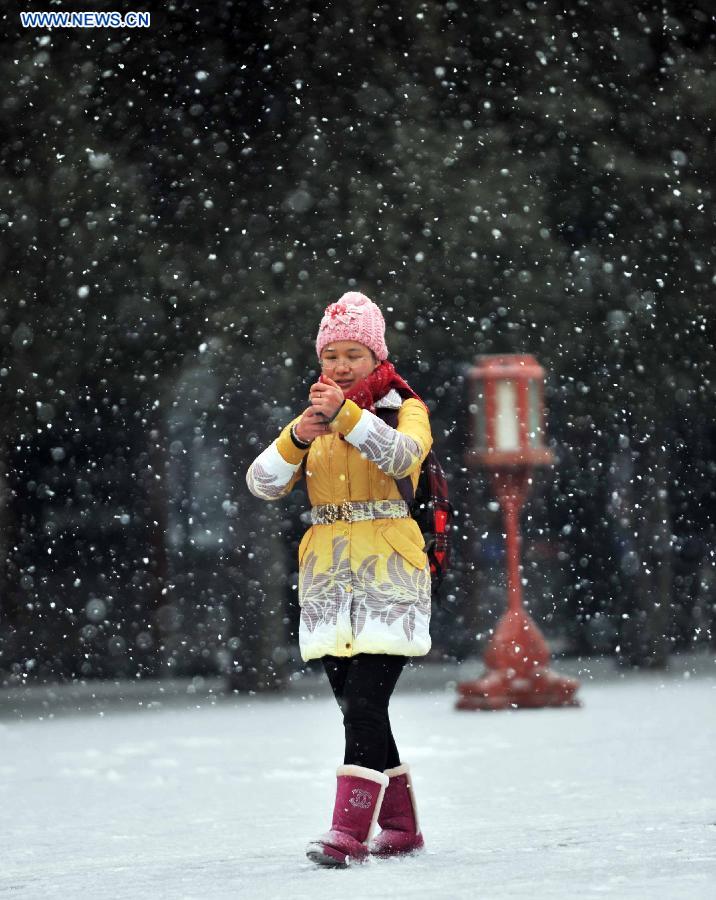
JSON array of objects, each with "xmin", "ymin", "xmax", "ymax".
[
  {"xmin": 355, "ymin": 415, "xmax": 423, "ymax": 478},
  {"xmin": 245, "ymin": 461, "xmax": 284, "ymax": 499},
  {"xmin": 300, "ymin": 535, "xmax": 431, "ymax": 644}
]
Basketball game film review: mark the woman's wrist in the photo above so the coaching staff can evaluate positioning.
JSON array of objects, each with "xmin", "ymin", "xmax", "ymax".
[
  {"xmin": 325, "ymin": 399, "xmax": 346, "ymax": 424},
  {"xmin": 290, "ymin": 423, "xmax": 312, "ymax": 449}
]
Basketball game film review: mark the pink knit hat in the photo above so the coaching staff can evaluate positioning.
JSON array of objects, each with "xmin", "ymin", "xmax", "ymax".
[{"xmin": 315, "ymin": 292, "xmax": 388, "ymax": 361}]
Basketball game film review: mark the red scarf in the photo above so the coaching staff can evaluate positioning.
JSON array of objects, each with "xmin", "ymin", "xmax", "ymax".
[{"xmin": 320, "ymin": 360, "xmax": 429, "ymax": 415}]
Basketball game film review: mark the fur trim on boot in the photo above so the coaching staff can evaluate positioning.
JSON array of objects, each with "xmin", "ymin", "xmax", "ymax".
[
  {"xmin": 370, "ymin": 763, "xmax": 424, "ymax": 857},
  {"xmin": 306, "ymin": 765, "xmax": 389, "ymax": 868}
]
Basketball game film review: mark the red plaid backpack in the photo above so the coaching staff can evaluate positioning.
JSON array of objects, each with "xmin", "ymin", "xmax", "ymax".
[{"xmin": 375, "ymin": 408, "xmax": 453, "ymax": 601}]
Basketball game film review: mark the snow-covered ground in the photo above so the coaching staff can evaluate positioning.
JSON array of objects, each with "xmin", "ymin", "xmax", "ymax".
[{"xmin": 1, "ymin": 661, "xmax": 715, "ymax": 899}]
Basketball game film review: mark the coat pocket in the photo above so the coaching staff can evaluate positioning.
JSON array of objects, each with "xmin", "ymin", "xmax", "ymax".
[
  {"xmin": 297, "ymin": 527, "xmax": 315, "ymax": 607},
  {"xmin": 298, "ymin": 527, "xmax": 314, "ymax": 565},
  {"xmin": 382, "ymin": 523, "xmax": 428, "ymax": 571}
]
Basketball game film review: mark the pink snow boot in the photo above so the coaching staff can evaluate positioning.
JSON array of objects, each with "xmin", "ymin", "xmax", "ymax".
[
  {"xmin": 370, "ymin": 763, "xmax": 424, "ymax": 857},
  {"xmin": 306, "ymin": 764, "xmax": 389, "ymax": 868}
]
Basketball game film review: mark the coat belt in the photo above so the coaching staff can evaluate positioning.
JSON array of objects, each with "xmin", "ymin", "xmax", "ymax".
[{"xmin": 311, "ymin": 499, "xmax": 410, "ymax": 525}]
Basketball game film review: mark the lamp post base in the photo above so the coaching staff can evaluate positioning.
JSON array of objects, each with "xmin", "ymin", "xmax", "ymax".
[
  {"xmin": 456, "ymin": 666, "xmax": 581, "ymax": 711},
  {"xmin": 455, "ymin": 606, "xmax": 581, "ymax": 711}
]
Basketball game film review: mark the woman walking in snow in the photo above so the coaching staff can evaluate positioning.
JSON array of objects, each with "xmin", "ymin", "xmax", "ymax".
[{"xmin": 246, "ymin": 291, "xmax": 432, "ymax": 868}]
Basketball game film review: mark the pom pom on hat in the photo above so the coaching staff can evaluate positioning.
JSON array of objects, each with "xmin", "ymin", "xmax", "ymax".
[{"xmin": 315, "ymin": 291, "xmax": 388, "ymax": 361}]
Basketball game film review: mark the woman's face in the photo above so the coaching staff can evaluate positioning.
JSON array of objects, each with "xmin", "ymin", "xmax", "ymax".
[{"xmin": 319, "ymin": 340, "xmax": 379, "ymax": 392}]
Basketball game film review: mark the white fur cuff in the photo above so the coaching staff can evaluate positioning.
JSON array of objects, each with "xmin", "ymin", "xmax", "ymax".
[
  {"xmin": 384, "ymin": 763, "xmax": 410, "ymax": 778},
  {"xmin": 336, "ymin": 764, "xmax": 390, "ymax": 787}
]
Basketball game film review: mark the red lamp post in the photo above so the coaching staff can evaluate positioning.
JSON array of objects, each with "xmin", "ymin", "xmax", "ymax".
[{"xmin": 456, "ymin": 354, "xmax": 581, "ymax": 711}]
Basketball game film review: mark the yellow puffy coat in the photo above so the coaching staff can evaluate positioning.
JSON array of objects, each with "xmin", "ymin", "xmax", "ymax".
[{"xmin": 246, "ymin": 390, "xmax": 433, "ymax": 661}]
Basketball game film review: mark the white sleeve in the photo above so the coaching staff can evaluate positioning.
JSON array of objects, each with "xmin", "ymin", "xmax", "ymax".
[
  {"xmin": 246, "ymin": 442, "xmax": 302, "ymax": 500},
  {"xmin": 344, "ymin": 410, "xmax": 423, "ymax": 478}
]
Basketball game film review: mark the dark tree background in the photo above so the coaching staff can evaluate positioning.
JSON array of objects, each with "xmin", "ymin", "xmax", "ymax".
[{"xmin": 1, "ymin": 0, "xmax": 714, "ymax": 687}]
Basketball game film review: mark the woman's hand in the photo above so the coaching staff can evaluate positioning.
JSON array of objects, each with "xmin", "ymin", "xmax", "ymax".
[
  {"xmin": 309, "ymin": 376, "xmax": 345, "ymax": 422},
  {"xmin": 294, "ymin": 406, "xmax": 331, "ymax": 443}
]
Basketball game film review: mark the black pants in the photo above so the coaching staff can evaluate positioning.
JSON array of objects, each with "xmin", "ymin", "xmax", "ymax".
[{"xmin": 322, "ymin": 653, "xmax": 406, "ymax": 772}]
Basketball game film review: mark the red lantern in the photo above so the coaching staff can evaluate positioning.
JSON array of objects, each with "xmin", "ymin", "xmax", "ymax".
[
  {"xmin": 467, "ymin": 354, "xmax": 554, "ymax": 468},
  {"xmin": 457, "ymin": 354, "xmax": 580, "ymax": 711}
]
